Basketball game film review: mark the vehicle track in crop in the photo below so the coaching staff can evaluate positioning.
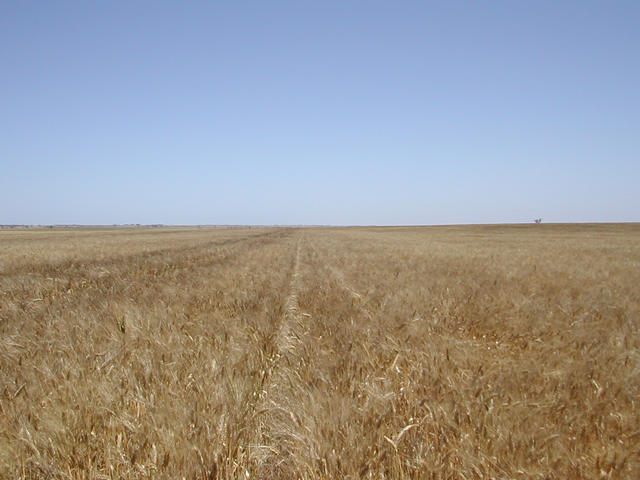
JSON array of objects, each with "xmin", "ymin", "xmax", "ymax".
[{"xmin": 251, "ymin": 235, "xmax": 313, "ymax": 476}]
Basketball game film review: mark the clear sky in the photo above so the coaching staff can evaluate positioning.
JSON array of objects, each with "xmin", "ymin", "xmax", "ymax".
[{"xmin": 1, "ymin": 1, "xmax": 638, "ymax": 225}]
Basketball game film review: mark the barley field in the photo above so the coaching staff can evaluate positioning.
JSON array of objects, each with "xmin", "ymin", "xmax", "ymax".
[{"xmin": 1, "ymin": 225, "xmax": 639, "ymax": 479}]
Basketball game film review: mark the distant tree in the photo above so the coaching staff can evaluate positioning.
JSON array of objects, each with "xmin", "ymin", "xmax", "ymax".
[{"xmin": 534, "ymin": 218, "xmax": 543, "ymax": 224}]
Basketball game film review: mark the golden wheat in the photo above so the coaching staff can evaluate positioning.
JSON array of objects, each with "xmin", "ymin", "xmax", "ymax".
[{"xmin": 1, "ymin": 224, "xmax": 638, "ymax": 479}]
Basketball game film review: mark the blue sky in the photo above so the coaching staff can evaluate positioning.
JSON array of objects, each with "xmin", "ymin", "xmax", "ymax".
[{"xmin": 1, "ymin": 1, "xmax": 638, "ymax": 225}]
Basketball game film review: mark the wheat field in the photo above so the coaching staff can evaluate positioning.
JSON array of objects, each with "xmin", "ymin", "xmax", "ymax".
[{"xmin": 1, "ymin": 225, "xmax": 638, "ymax": 479}]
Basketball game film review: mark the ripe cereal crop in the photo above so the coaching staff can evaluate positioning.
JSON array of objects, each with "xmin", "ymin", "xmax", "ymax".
[{"xmin": 1, "ymin": 224, "xmax": 638, "ymax": 479}]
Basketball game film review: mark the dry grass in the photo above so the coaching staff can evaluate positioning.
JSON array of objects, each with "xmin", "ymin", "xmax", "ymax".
[{"xmin": 1, "ymin": 224, "xmax": 639, "ymax": 479}]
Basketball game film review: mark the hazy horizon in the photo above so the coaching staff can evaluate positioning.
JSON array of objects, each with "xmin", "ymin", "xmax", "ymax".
[
  {"xmin": 3, "ymin": 221, "xmax": 640, "ymax": 229},
  {"xmin": 2, "ymin": 1, "xmax": 639, "ymax": 225}
]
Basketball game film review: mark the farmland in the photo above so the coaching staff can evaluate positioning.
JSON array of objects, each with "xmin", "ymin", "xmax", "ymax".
[{"xmin": 1, "ymin": 225, "xmax": 639, "ymax": 479}]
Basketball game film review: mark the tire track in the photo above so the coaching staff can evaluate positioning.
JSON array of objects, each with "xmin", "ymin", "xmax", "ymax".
[
  {"xmin": 275, "ymin": 239, "xmax": 304, "ymax": 354},
  {"xmin": 251, "ymin": 236, "xmax": 310, "ymax": 476}
]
